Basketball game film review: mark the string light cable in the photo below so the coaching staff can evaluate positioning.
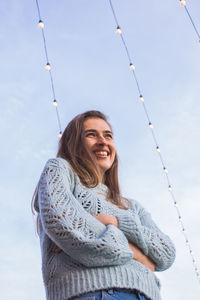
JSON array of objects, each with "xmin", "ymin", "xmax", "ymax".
[
  {"xmin": 108, "ymin": 0, "xmax": 200, "ymax": 283},
  {"xmin": 179, "ymin": 0, "xmax": 200, "ymax": 43},
  {"xmin": 35, "ymin": 0, "xmax": 62, "ymax": 138}
]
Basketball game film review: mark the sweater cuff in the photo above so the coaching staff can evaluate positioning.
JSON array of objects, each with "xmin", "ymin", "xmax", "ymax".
[
  {"xmin": 117, "ymin": 213, "xmax": 140, "ymax": 234},
  {"xmin": 117, "ymin": 214, "xmax": 148, "ymax": 256},
  {"xmin": 107, "ymin": 224, "xmax": 133, "ymax": 259},
  {"xmin": 117, "ymin": 215, "xmax": 136, "ymax": 234}
]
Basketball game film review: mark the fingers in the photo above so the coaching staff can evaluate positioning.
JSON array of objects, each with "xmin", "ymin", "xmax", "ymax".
[
  {"xmin": 94, "ymin": 214, "xmax": 118, "ymax": 226},
  {"xmin": 52, "ymin": 245, "xmax": 62, "ymax": 253}
]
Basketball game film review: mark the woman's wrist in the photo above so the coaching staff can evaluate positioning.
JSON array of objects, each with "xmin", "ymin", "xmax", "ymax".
[{"xmin": 128, "ymin": 242, "xmax": 155, "ymax": 271}]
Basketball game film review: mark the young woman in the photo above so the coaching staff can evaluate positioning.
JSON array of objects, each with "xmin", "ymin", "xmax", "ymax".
[{"xmin": 33, "ymin": 110, "xmax": 175, "ymax": 300}]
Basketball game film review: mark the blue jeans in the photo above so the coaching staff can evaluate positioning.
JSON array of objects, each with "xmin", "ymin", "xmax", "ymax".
[{"xmin": 71, "ymin": 288, "xmax": 149, "ymax": 300}]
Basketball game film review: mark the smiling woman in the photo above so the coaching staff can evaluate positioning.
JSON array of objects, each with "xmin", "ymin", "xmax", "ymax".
[
  {"xmin": 33, "ymin": 110, "xmax": 176, "ymax": 300},
  {"xmin": 83, "ymin": 117, "xmax": 116, "ymax": 182}
]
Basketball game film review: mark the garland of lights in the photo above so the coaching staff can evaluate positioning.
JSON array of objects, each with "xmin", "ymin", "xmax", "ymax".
[
  {"xmin": 180, "ymin": 1, "xmax": 200, "ymax": 42},
  {"xmin": 35, "ymin": 0, "xmax": 200, "ymax": 284},
  {"xmin": 109, "ymin": 0, "xmax": 200, "ymax": 283},
  {"xmin": 36, "ymin": 0, "xmax": 62, "ymax": 138}
]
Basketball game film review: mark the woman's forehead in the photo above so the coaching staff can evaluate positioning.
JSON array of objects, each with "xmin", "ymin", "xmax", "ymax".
[{"xmin": 84, "ymin": 118, "xmax": 112, "ymax": 131}]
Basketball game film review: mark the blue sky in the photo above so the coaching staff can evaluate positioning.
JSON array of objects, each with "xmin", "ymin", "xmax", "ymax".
[{"xmin": 1, "ymin": 0, "xmax": 200, "ymax": 299}]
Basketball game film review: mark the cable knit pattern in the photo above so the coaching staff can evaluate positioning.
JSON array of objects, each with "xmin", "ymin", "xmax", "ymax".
[{"xmin": 35, "ymin": 158, "xmax": 176, "ymax": 300}]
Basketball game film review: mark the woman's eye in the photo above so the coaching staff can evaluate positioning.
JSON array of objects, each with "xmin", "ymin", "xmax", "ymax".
[
  {"xmin": 105, "ymin": 134, "xmax": 113, "ymax": 139},
  {"xmin": 86, "ymin": 132, "xmax": 95, "ymax": 137}
]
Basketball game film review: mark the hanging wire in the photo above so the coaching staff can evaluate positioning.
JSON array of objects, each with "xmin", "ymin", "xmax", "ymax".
[
  {"xmin": 35, "ymin": 0, "xmax": 62, "ymax": 138},
  {"xmin": 179, "ymin": 0, "xmax": 200, "ymax": 43},
  {"xmin": 108, "ymin": 0, "xmax": 200, "ymax": 284}
]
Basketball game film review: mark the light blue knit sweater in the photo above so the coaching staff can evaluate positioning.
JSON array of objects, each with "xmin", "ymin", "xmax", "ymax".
[{"xmin": 34, "ymin": 158, "xmax": 175, "ymax": 300}]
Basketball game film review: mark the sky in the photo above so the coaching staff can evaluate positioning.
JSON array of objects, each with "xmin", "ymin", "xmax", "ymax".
[{"xmin": 1, "ymin": 0, "xmax": 200, "ymax": 299}]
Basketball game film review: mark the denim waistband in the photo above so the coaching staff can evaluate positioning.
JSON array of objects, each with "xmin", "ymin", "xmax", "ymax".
[
  {"xmin": 70, "ymin": 288, "xmax": 149, "ymax": 300},
  {"xmin": 107, "ymin": 289, "xmax": 146, "ymax": 300}
]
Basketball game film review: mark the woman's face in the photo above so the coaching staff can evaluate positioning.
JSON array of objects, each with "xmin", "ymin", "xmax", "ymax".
[{"xmin": 83, "ymin": 118, "xmax": 116, "ymax": 180}]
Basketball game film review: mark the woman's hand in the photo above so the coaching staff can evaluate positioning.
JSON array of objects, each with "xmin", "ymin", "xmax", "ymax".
[
  {"xmin": 128, "ymin": 242, "xmax": 155, "ymax": 272},
  {"xmin": 52, "ymin": 244, "xmax": 62, "ymax": 254},
  {"xmin": 94, "ymin": 214, "xmax": 118, "ymax": 227}
]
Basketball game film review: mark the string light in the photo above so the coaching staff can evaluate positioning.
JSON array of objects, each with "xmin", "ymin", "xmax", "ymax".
[
  {"xmin": 168, "ymin": 185, "xmax": 172, "ymax": 191},
  {"xmin": 163, "ymin": 167, "xmax": 168, "ymax": 173},
  {"xmin": 36, "ymin": 0, "xmax": 62, "ymax": 138},
  {"xmin": 38, "ymin": 20, "xmax": 44, "ymax": 28},
  {"xmin": 156, "ymin": 146, "xmax": 160, "ymax": 153},
  {"xmin": 109, "ymin": 0, "xmax": 200, "ymax": 283},
  {"xmin": 139, "ymin": 95, "xmax": 144, "ymax": 102},
  {"xmin": 52, "ymin": 99, "xmax": 58, "ymax": 107},
  {"xmin": 58, "ymin": 131, "xmax": 62, "ymax": 139},
  {"xmin": 45, "ymin": 62, "xmax": 51, "ymax": 71},
  {"xmin": 129, "ymin": 63, "xmax": 135, "ymax": 70},
  {"xmin": 180, "ymin": 0, "xmax": 186, "ymax": 7},
  {"xmin": 115, "ymin": 26, "xmax": 122, "ymax": 35},
  {"xmin": 149, "ymin": 122, "xmax": 153, "ymax": 129},
  {"xmin": 178, "ymin": 0, "xmax": 200, "ymax": 43}
]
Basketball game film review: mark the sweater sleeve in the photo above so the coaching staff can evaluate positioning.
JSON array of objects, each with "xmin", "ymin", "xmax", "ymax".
[
  {"xmin": 117, "ymin": 200, "xmax": 176, "ymax": 271},
  {"xmin": 37, "ymin": 158, "xmax": 133, "ymax": 268}
]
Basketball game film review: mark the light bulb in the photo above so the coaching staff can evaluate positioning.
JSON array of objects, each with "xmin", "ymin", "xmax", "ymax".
[
  {"xmin": 156, "ymin": 146, "xmax": 160, "ymax": 153},
  {"xmin": 178, "ymin": 216, "xmax": 182, "ymax": 222},
  {"xmin": 53, "ymin": 99, "xmax": 57, "ymax": 107},
  {"xmin": 129, "ymin": 63, "xmax": 135, "ymax": 70},
  {"xmin": 45, "ymin": 63, "xmax": 51, "ymax": 71},
  {"xmin": 163, "ymin": 167, "xmax": 168, "ymax": 173},
  {"xmin": 139, "ymin": 95, "xmax": 144, "ymax": 102},
  {"xmin": 116, "ymin": 26, "xmax": 122, "ymax": 35},
  {"xmin": 174, "ymin": 202, "xmax": 178, "ymax": 207},
  {"xmin": 149, "ymin": 122, "xmax": 153, "ymax": 129},
  {"xmin": 58, "ymin": 131, "xmax": 62, "ymax": 139},
  {"xmin": 180, "ymin": 0, "xmax": 186, "ymax": 7},
  {"xmin": 38, "ymin": 20, "xmax": 44, "ymax": 29},
  {"xmin": 168, "ymin": 185, "xmax": 172, "ymax": 191}
]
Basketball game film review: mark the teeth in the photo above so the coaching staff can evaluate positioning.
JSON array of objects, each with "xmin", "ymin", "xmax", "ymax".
[{"xmin": 95, "ymin": 151, "xmax": 108, "ymax": 156}]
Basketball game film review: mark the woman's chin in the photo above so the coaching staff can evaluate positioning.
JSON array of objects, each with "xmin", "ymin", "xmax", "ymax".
[{"xmin": 97, "ymin": 163, "xmax": 111, "ymax": 174}]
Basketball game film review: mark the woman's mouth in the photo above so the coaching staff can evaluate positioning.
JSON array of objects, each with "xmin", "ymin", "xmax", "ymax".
[{"xmin": 94, "ymin": 151, "xmax": 109, "ymax": 158}]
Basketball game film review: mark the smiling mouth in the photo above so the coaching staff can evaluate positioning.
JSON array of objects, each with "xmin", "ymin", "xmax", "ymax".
[{"xmin": 94, "ymin": 151, "xmax": 109, "ymax": 158}]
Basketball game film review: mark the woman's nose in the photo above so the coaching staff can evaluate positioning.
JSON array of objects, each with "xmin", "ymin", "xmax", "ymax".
[{"xmin": 97, "ymin": 135, "xmax": 106, "ymax": 144}]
